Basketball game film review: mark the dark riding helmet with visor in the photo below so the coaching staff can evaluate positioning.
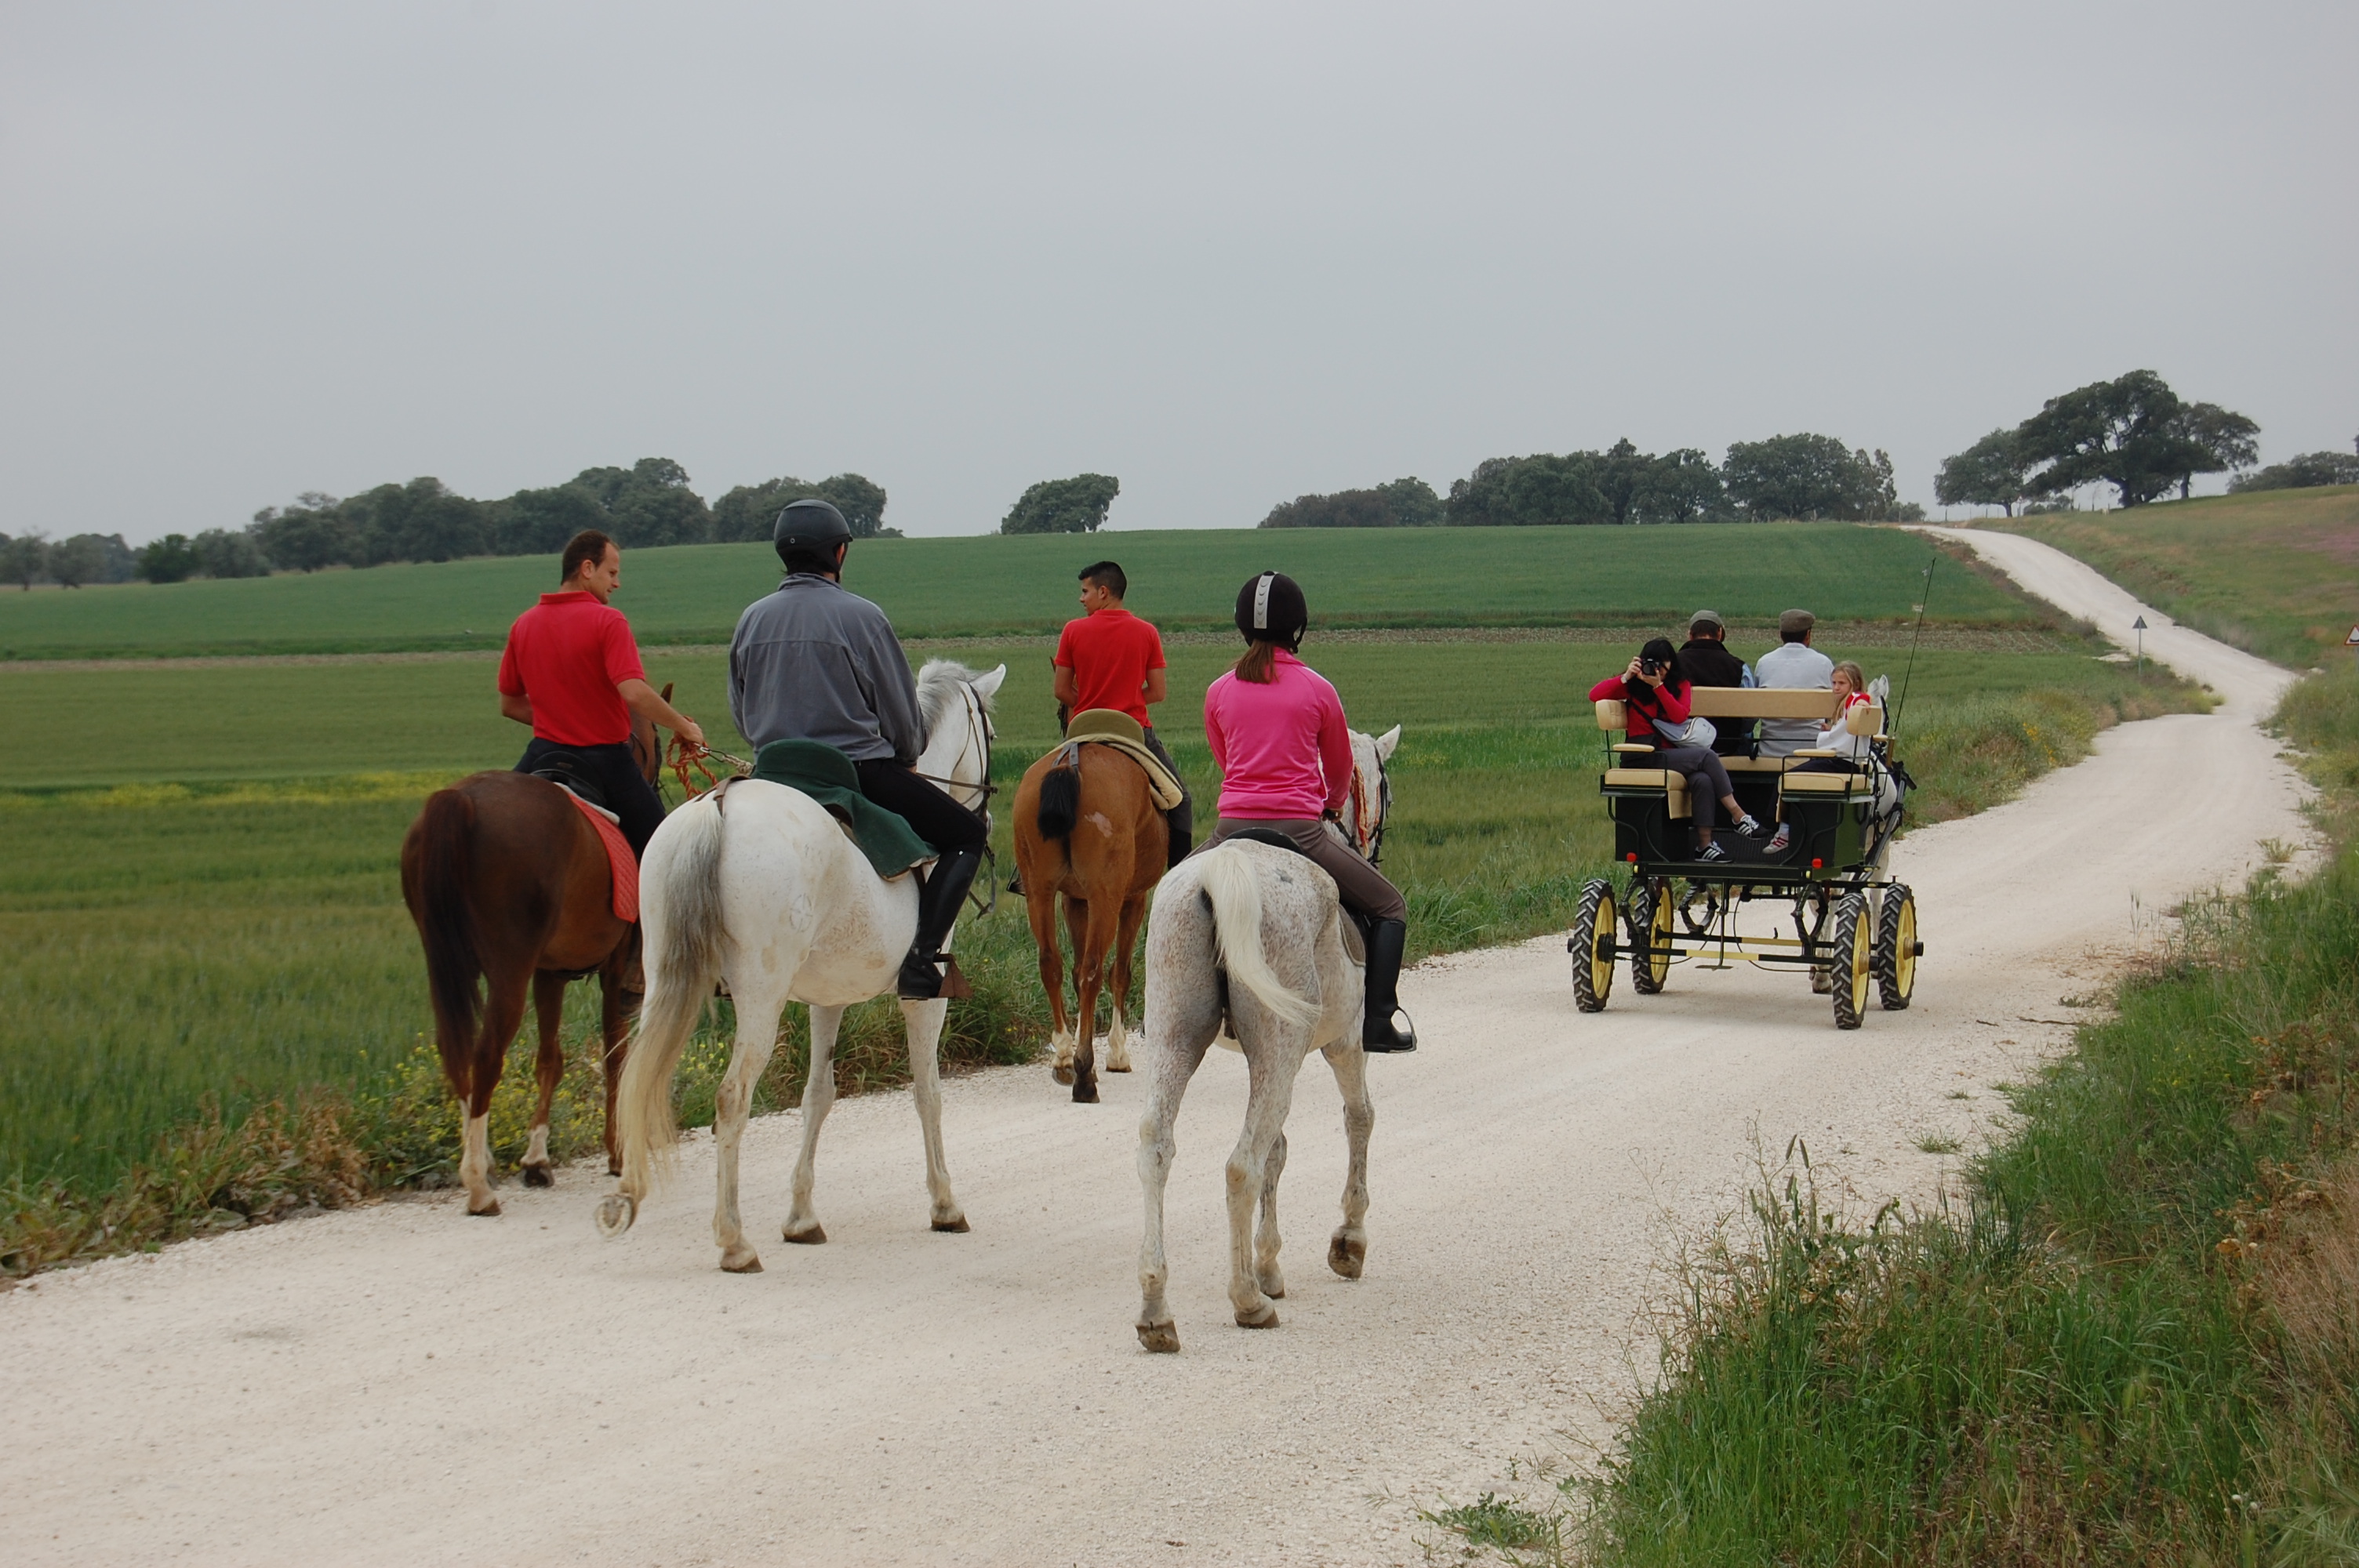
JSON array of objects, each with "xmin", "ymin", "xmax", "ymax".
[
  {"xmin": 1234, "ymin": 571, "xmax": 1308, "ymax": 652},
  {"xmin": 773, "ymin": 498, "xmax": 853, "ymax": 570}
]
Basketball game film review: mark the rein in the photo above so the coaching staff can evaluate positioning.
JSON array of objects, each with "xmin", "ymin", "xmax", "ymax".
[{"xmin": 1341, "ymin": 744, "xmax": 1392, "ymax": 867}]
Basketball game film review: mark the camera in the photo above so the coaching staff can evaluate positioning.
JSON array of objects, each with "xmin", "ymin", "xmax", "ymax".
[{"xmin": 1638, "ymin": 657, "xmax": 1665, "ymax": 677}]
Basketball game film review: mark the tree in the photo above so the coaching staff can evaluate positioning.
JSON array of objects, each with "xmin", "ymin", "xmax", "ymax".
[
  {"xmin": 491, "ymin": 484, "xmax": 607, "ymax": 557},
  {"xmin": 1001, "ymin": 473, "xmax": 1120, "ymax": 534},
  {"xmin": 47, "ymin": 533, "xmax": 114, "ymax": 588},
  {"xmin": 191, "ymin": 528, "xmax": 270, "ymax": 579},
  {"xmin": 2015, "ymin": 369, "xmax": 2259, "ymax": 508},
  {"xmin": 2230, "ymin": 448, "xmax": 2359, "ymax": 492},
  {"xmin": 1445, "ymin": 454, "xmax": 1611, "ymax": 526},
  {"xmin": 1628, "ymin": 449, "xmax": 1728, "ymax": 524},
  {"xmin": 253, "ymin": 502, "xmax": 361, "ymax": 572},
  {"xmin": 568, "ymin": 457, "xmax": 712, "ymax": 548},
  {"xmin": 712, "ymin": 473, "xmax": 893, "ymax": 542},
  {"xmin": 138, "ymin": 534, "xmax": 200, "ymax": 583},
  {"xmin": 1258, "ymin": 477, "xmax": 1442, "ymax": 529},
  {"xmin": 1935, "ymin": 429, "xmax": 2036, "ymax": 515},
  {"xmin": 0, "ymin": 530, "xmax": 49, "ymax": 590},
  {"xmin": 1721, "ymin": 434, "xmax": 1891, "ymax": 520}
]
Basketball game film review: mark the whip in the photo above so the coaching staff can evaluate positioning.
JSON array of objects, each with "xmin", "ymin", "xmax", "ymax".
[{"xmin": 1890, "ymin": 552, "xmax": 1937, "ymax": 741}]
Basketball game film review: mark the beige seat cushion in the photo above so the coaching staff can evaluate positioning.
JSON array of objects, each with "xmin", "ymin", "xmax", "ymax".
[
  {"xmin": 1780, "ymin": 772, "xmax": 1863, "ymax": 795},
  {"xmin": 1604, "ymin": 768, "xmax": 1691, "ymax": 818}
]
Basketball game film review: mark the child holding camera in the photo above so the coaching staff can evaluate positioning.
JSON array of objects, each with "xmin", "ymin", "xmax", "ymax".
[{"xmin": 1590, "ymin": 638, "xmax": 1765, "ymax": 862}]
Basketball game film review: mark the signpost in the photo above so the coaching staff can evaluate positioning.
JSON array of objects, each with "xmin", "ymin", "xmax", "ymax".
[
  {"xmin": 2346, "ymin": 624, "xmax": 2359, "ymax": 648},
  {"xmin": 2132, "ymin": 615, "xmax": 2147, "ymax": 679}
]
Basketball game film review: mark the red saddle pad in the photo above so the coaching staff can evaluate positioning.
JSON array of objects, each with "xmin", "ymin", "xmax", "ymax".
[{"xmin": 564, "ymin": 791, "xmax": 639, "ymax": 923}]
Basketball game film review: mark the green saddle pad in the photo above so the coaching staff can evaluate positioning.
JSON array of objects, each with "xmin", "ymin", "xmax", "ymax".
[{"xmin": 750, "ymin": 739, "xmax": 934, "ymax": 880}]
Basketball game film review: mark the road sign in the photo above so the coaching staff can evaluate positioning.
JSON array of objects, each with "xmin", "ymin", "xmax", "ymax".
[
  {"xmin": 2347, "ymin": 625, "xmax": 2359, "ymax": 647},
  {"xmin": 2132, "ymin": 615, "xmax": 2148, "ymax": 630}
]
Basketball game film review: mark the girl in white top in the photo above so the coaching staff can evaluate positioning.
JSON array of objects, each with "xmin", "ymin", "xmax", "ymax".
[{"xmin": 1764, "ymin": 662, "xmax": 1872, "ymax": 854}]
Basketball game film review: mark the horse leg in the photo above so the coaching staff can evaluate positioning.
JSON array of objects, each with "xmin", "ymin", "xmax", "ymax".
[
  {"xmin": 1256, "ymin": 1129, "xmax": 1289, "ymax": 1301},
  {"xmin": 1057, "ymin": 893, "xmax": 1089, "ymax": 1087},
  {"xmin": 711, "ymin": 985, "xmax": 786, "ymax": 1272},
  {"xmin": 1226, "ymin": 1052, "xmax": 1298, "ymax": 1328},
  {"xmin": 460, "ymin": 968, "xmax": 530, "ymax": 1216},
  {"xmin": 1321, "ymin": 1036, "xmax": 1376, "ymax": 1279},
  {"xmin": 1072, "ymin": 892, "xmax": 1125, "ymax": 1105},
  {"xmin": 1137, "ymin": 1031, "xmax": 1211, "ymax": 1353},
  {"xmin": 1103, "ymin": 894, "xmax": 1149, "ymax": 1075},
  {"xmin": 782, "ymin": 1002, "xmax": 841, "ymax": 1245},
  {"xmin": 1027, "ymin": 888, "xmax": 1075, "ymax": 1087},
  {"xmin": 900, "ymin": 996, "xmax": 969, "ymax": 1232},
  {"xmin": 520, "ymin": 971, "xmax": 567, "ymax": 1187},
  {"xmin": 598, "ymin": 949, "xmax": 632, "ymax": 1178}
]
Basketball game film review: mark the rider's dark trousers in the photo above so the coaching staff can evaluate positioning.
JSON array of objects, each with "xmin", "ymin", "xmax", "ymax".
[
  {"xmin": 515, "ymin": 738, "xmax": 665, "ymax": 859},
  {"xmin": 1201, "ymin": 817, "xmax": 1407, "ymax": 923},
  {"xmin": 854, "ymin": 760, "xmax": 990, "ymax": 854},
  {"xmin": 1140, "ymin": 724, "xmax": 1194, "ymax": 840}
]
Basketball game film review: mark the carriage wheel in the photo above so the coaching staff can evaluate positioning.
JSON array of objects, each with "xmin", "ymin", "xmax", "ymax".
[
  {"xmin": 1829, "ymin": 891, "xmax": 1874, "ymax": 1030},
  {"xmin": 1874, "ymin": 883, "xmax": 1918, "ymax": 1010},
  {"xmin": 1569, "ymin": 879, "xmax": 1616, "ymax": 1013},
  {"xmin": 1628, "ymin": 878, "xmax": 1674, "ymax": 995}
]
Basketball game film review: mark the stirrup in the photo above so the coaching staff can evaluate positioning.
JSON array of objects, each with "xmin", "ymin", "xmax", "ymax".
[
  {"xmin": 897, "ymin": 952, "xmax": 972, "ymax": 1001},
  {"xmin": 1362, "ymin": 1007, "xmax": 1418, "ymax": 1053}
]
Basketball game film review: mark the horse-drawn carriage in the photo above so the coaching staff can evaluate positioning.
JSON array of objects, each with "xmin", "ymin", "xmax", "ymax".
[{"xmin": 1568, "ymin": 685, "xmax": 1921, "ymax": 1029}]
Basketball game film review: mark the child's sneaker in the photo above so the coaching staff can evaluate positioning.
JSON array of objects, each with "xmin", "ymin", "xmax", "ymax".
[
  {"xmin": 1734, "ymin": 815, "xmax": 1765, "ymax": 837},
  {"xmin": 1765, "ymin": 825, "xmax": 1791, "ymax": 854},
  {"xmin": 1698, "ymin": 840, "xmax": 1729, "ymax": 862}
]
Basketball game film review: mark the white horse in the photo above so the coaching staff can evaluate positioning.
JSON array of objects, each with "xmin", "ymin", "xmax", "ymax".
[
  {"xmin": 595, "ymin": 659, "xmax": 1003, "ymax": 1272},
  {"xmin": 1134, "ymin": 729, "xmax": 1398, "ymax": 1352}
]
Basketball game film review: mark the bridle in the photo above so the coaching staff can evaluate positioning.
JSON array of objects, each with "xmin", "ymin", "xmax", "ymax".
[
  {"xmin": 908, "ymin": 680, "xmax": 996, "ymax": 824},
  {"xmin": 1343, "ymin": 742, "xmax": 1392, "ymax": 868}
]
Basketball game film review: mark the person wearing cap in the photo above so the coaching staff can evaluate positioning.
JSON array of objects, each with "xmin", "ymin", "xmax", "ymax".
[
  {"xmin": 1754, "ymin": 608, "xmax": 1836, "ymax": 758},
  {"xmin": 499, "ymin": 527, "xmax": 704, "ymax": 859},
  {"xmin": 1053, "ymin": 559, "xmax": 1193, "ymax": 869},
  {"xmin": 727, "ymin": 499, "xmax": 989, "ymax": 1000},
  {"xmin": 1677, "ymin": 609, "xmax": 1758, "ymax": 757},
  {"xmin": 1198, "ymin": 571, "xmax": 1416, "ymax": 1052}
]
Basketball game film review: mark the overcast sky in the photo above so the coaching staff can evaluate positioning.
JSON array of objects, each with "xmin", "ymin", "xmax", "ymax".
[{"xmin": 3, "ymin": 2, "xmax": 2353, "ymax": 544}]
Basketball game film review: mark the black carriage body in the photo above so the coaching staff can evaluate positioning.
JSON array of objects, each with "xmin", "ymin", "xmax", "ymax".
[{"xmin": 1602, "ymin": 762, "xmax": 1872, "ymax": 885}]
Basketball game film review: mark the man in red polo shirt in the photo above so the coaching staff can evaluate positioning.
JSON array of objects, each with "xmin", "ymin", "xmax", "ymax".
[
  {"xmin": 497, "ymin": 528, "xmax": 703, "ymax": 858},
  {"xmin": 1053, "ymin": 559, "xmax": 1192, "ymax": 868}
]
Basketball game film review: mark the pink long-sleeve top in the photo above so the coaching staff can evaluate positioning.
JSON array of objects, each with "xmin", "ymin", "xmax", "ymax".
[
  {"xmin": 1204, "ymin": 651, "xmax": 1356, "ymax": 821},
  {"xmin": 1588, "ymin": 673, "xmax": 1691, "ymax": 742}
]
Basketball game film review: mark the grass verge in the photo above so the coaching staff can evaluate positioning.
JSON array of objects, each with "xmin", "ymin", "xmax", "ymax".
[{"xmin": 1427, "ymin": 660, "xmax": 2359, "ymax": 1565}]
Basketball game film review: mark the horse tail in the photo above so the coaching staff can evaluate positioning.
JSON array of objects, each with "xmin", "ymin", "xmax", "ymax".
[
  {"xmin": 1196, "ymin": 846, "xmax": 1322, "ymax": 1030},
  {"xmin": 615, "ymin": 796, "xmax": 729, "ymax": 1203},
  {"xmin": 411, "ymin": 789, "xmax": 482, "ymax": 1068},
  {"xmin": 1035, "ymin": 742, "xmax": 1081, "ymax": 841}
]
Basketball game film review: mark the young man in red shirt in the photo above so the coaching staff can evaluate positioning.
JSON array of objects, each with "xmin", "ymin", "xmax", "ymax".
[
  {"xmin": 1052, "ymin": 560, "xmax": 1192, "ymax": 869},
  {"xmin": 497, "ymin": 528, "xmax": 703, "ymax": 858}
]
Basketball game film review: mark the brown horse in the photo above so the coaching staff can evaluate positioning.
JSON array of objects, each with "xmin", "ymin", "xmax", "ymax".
[
  {"xmin": 1013, "ymin": 742, "xmax": 1166, "ymax": 1105},
  {"xmin": 400, "ymin": 696, "xmax": 667, "ymax": 1215}
]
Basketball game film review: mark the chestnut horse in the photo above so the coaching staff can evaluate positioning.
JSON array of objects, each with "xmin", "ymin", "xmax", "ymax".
[
  {"xmin": 1013, "ymin": 742, "xmax": 1165, "ymax": 1105},
  {"xmin": 400, "ymin": 694, "xmax": 666, "ymax": 1216}
]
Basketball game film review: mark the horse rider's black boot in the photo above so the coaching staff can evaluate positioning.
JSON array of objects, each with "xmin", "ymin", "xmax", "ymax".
[
  {"xmin": 1167, "ymin": 823, "xmax": 1192, "ymax": 873},
  {"xmin": 1360, "ymin": 917, "xmax": 1417, "ymax": 1052},
  {"xmin": 898, "ymin": 847, "xmax": 985, "ymax": 1000}
]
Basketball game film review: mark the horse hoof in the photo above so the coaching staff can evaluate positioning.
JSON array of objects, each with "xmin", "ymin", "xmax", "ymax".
[
  {"xmin": 1234, "ymin": 1304, "xmax": 1280, "ymax": 1329},
  {"xmin": 1137, "ymin": 1321, "xmax": 1181, "ymax": 1354},
  {"xmin": 1074, "ymin": 1083, "xmax": 1100, "ymax": 1105},
  {"xmin": 721, "ymin": 1250, "xmax": 764, "ymax": 1273},
  {"xmin": 522, "ymin": 1163, "xmax": 554, "ymax": 1189},
  {"xmin": 1052, "ymin": 1064, "xmax": 1076, "ymax": 1086},
  {"xmin": 594, "ymin": 1193, "xmax": 635, "ymax": 1237},
  {"xmin": 1107, "ymin": 1061, "xmax": 1132, "ymax": 1074},
  {"xmin": 1259, "ymin": 1279, "xmax": 1286, "ymax": 1301},
  {"xmin": 781, "ymin": 1224, "xmax": 827, "ymax": 1245},
  {"xmin": 467, "ymin": 1198, "xmax": 501, "ymax": 1218},
  {"xmin": 1328, "ymin": 1232, "xmax": 1366, "ymax": 1279},
  {"xmin": 932, "ymin": 1216, "xmax": 971, "ymax": 1233}
]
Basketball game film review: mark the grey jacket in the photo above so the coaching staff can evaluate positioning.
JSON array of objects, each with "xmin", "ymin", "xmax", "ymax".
[
  {"xmin": 1754, "ymin": 641, "xmax": 1835, "ymax": 757},
  {"xmin": 729, "ymin": 575, "xmax": 923, "ymax": 764}
]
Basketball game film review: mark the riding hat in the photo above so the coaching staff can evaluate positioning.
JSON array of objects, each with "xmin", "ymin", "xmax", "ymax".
[
  {"xmin": 1234, "ymin": 571, "xmax": 1308, "ymax": 652},
  {"xmin": 774, "ymin": 498, "xmax": 852, "ymax": 565}
]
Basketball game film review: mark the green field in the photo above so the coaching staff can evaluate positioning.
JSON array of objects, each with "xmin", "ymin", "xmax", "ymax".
[
  {"xmin": 0, "ymin": 522, "xmax": 2042, "ymax": 660},
  {"xmin": 1992, "ymin": 484, "xmax": 2359, "ymax": 667}
]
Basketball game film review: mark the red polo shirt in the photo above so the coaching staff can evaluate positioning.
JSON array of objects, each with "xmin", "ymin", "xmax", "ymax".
[
  {"xmin": 496, "ymin": 591, "xmax": 648, "ymax": 746},
  {"xmin": 1053, "ymin": 607, "xmax": 1167, "ymax": 725}
]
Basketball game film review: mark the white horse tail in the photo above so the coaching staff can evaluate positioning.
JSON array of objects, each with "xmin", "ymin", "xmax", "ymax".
[
  {"xmin": 615, "ymin": 794, "xmax": 730, "ymax": 1204},
  {"xmin": 1197, "ymin": 847, "xmax": 1322, "ymax": 1031}
]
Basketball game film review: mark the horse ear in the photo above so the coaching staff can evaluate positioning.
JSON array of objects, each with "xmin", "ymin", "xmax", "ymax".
[
  {"xmin": 974, "ymin": 664, "xmax": 1007, "ymax": 699},
  {"xmin": 661, "ymin": 681, "xmax": 674, "ymax": 702},
  {"xmin": 1375, "ymin": 724, "xmax": 1401, "ymax": 763}
]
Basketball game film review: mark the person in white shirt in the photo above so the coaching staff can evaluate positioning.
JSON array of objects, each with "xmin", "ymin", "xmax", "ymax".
[
  {"xmin": 1764, "ymin": 661, "xmax": 1872, "ymax": 854},
  {"xmin": 1754, "ymin": 608, "xmax": 1835, "ymax": 757}
]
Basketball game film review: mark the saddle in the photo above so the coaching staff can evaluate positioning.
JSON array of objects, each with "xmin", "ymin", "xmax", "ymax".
[
  {"xmin": 1060, "ymin": 709, "xmax": 1186, "ymax": 809},
  {"xmin": 528, "ymin": 750, "xmax": 613, "ymax": 815},
  {"xmin": 1219, "ymin": 829, "xmax": 1371, "ymax": 964}
]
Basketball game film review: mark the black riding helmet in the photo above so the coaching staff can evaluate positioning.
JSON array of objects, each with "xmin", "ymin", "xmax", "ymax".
[
  {"xmin": 1234, "ymin": 571, "xmax": 1308, "ymax": 652},
  {"xmin": 773, "ymin": 498, "xmax": 852, "ymax": 568}
]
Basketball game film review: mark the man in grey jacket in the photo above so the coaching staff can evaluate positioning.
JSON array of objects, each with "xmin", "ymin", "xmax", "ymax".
[
  {"xmin": 729, "ymin": 499, "xmax": 988, "ymax": 1000},
  {"xmin": 1754, "ymin": 608, "xmax": 1836, "ymax": 757}
]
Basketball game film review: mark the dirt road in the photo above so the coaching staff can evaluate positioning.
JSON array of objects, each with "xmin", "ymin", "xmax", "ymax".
[{"xmin": 0, "ymin": 533, "xmax": 2310, "ymax": 1566}]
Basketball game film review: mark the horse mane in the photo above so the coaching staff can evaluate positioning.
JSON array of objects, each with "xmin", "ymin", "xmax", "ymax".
[{"xmin": 916, "ymin": 659, "xmax": 994, "ymax": 735}]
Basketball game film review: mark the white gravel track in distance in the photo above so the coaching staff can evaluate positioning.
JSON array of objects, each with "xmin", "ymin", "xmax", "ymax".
[{"xmin": 0, "ymin": 533, "xmax": 2313, "ymax": 1566}]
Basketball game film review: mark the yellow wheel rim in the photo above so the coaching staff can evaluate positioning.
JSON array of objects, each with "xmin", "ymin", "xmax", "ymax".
[
  {"xmin": 1648, "ymin": 887, "xmax": 1674, "ymax": 986},
  {"xmin": 1893, "ymin": 897, "xmax": 1917, "ymax": 996},
  {"xmin": 1848, "ymin": 902, "xmax": 1874, "ymax": 1016},
  {"xmin": 1593, "ymin": 892, "xmax": 1618, "ymax": 999}
]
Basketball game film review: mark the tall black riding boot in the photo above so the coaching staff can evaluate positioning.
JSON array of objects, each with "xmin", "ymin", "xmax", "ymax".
[
  {"xmin": 898, "ymin": 848, "xmax": 984, "ymax": 1000},
  {"xmin": 1361, "ymin": 917, "xmax": 1417, "ymax": 1052},
  {"xmin": 1166, "ymin": 822, "xmax": 1191, "ymax": 873}
]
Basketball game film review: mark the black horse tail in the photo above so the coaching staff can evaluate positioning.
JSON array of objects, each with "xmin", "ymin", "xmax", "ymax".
[
  {"xmin": 409, "ymin": 789, "xmax": 482, "ymax": 1070},
  {"xmin": 1036, "ymin": 744, "xmax": 1081, "ymax": 841}
]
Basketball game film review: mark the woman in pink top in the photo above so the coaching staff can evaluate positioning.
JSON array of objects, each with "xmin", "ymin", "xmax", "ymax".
[{"xmin": 1200, "ymin": 572, "xmax": 1414, "ymax": 1052}]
